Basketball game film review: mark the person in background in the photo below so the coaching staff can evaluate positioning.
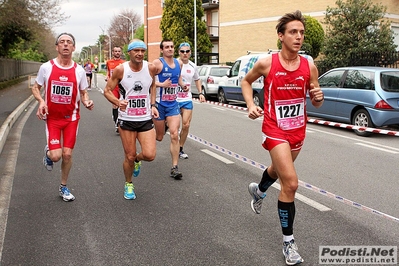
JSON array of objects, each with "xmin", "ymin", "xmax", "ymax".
[
  {"xmin": 152, "ymin": 39, "xmax": 188, "ymax": 180},
  {"xmin": 241, "ymin": 10, "xmax": 324, "ymax": 265},
  {"xmin": 84, "ymin": 58, "xmax": 95, "ymax": 89},
  {"xmin": 31, "ymin": 32, "xmax": 94, "ymax": 202},
  {"xmin": 106, "ymin": 46, "xmax": 125, "ymax": 133},
  {"xmin": 104, "ymin": 39, "xmax": 158, "ymax": 200},
  {"xmin": 176, "ymin": 42, "xmax": 205, "ymax": 159}
]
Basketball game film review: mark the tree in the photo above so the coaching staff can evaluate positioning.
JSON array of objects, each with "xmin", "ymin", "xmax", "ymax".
[
  {"xmin": 277, "ymin": 15, "xmax": 324, "ymax": 59},
  {"xmin": 160, "ymin": 0, "xmax": 212, "ymax": 59},
  {"xmin": 108, "ymin": 8, "xmax": 142, "ymax": 47},
  {"xmin": 320, "ymin": 0, "xmax": 397, "ymax": 70},
  {"xmin": 0, "ymin": 0, "xmax": 68, "ymax": 59}
]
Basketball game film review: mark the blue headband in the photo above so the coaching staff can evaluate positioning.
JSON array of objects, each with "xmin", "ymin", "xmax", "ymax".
[
  {"xmin": 179, "ymin": 42, "xmax": 191, "ymax": 49},
  {"xmin": 128, "ymin": 41, "xmax": 147, "ymax": 51}
]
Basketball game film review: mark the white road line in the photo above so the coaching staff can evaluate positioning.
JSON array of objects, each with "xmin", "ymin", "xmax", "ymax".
[
  {"xmin": 309, "ymin": 127, "xmax": 399, "ymax": 152},
  {"xmin": 211, "ymin": 107, "xmax": 226, "ymax": 111},
  {"xmin": 271, "ymin": 183, "xmax": 331, "ymax": 212},
  {"xmin": 355, "ymin": 142, "xmax": 399, "ymax": 154},
  {"xmin": 200, "ymin": 148, "xmax": 331, "ymax": 211},
  {"xmin": 201, "ymin": 149, "xmax": 234, "ymax": 164}
]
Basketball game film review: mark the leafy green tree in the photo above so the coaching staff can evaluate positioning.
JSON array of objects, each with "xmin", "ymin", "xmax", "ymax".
[
  {"xmin": 321, "ymin": 0, "xmax": 397, "ymax": 70},
  {"xmin": 277, "ymin": 15, "xmax": 324, "ymax": 59},
  {"xmin": 134, "ymin": 24, "xmax": 144, "ymax": 41},
  {"xmin": 160, "ymin": 0, "xmax": 212, "ymax": 60},
  {"xmin": 0, "ymin": 0, "xmax": 67, "ymax": 58}
]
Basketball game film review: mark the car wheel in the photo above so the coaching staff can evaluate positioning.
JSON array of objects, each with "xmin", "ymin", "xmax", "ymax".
[
  {"xmin": 253, "ymin": 92, "xmax": 260, "ymax": 107},
  {"xmin": 218, "ymin": 88, "xmax": 228, "ymax": 104},
  {"xmin": 352, "ymin": 109, "xmax": 373, "ymax": 137}
]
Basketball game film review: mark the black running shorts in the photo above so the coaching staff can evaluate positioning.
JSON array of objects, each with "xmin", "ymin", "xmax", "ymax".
[{"xmin": 118, "ymin": 119, "xmax": 154, "ymax": 132}]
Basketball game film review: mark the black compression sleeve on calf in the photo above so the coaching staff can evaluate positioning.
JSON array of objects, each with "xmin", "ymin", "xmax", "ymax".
[
  {"xmin": 259, "ymin": 168, "xmax": 277, "ymax": 192},
  {"xmin": 112, "ymin": 108, "xmax": 118, "ymax": 124},
  {"xmin": 278, "ymin": 200, "xmax": 295, "ymax": 236}
]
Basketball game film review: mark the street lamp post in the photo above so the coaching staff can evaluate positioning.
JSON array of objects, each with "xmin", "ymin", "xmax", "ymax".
[
  {"xmin": 119, "ymin": 14, "xmax": 134, "ymax": 41},
  {"xmin": 108, "ymin": 35, "xmax": 112, "ymax": 59},
  {"xmin": 87, "ymin": 46, "xmax": 93, "ymax": 62},
  {"xmin": 194, "ymin": 0, "xmax": 197, "ymax": 65}
]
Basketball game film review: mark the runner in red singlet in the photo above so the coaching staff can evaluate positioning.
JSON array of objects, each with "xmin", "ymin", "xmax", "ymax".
[
  {"xmin": 32, "ymin": 32, "xmax": 94, "ymax": 202},
  {"xmin": 241, "ymin": 10, "xmax": 324, "ymax": 266},
  {"xmin": 106, "ymin": 46, "xmax": 125, "ymax": 133}
]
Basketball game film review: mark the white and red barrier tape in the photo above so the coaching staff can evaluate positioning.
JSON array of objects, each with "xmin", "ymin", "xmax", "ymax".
[
  {"xmin": 191, "ymin": 98, "xmax": 399, "ymax": 223},
  {"xmin": 195, "ymin": 98, "xmax": 399, "ymax": 136}
]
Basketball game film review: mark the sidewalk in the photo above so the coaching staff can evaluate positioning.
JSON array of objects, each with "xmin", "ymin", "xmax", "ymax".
[{"xmin": 0, "ymin": 78, "xmax": 36, "ymax": 154}]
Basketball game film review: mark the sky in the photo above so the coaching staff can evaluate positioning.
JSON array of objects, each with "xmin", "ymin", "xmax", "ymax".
[{"xmin": 54, "ymin": 0, "xmax": 144, "ymax": 53}]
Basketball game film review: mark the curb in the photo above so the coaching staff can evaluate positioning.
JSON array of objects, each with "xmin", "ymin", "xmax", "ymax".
[{"xmin": 0, "ymin": 95, "xmax": 35, "ymax": 155}]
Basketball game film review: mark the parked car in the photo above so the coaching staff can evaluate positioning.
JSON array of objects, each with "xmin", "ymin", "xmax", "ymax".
[
  {"xmin": 190, "ymin": 65, "xmax": 231, "ymax": 100},
  {"xmin": 306, "ymin": 66, "xmax": 399, "ymax": 136}
]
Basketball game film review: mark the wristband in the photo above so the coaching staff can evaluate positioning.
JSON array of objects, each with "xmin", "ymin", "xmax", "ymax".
[
  {"xmin": 151, "ymin": 104, "xmax": 157, "ymax": 108},
  {"xmin": 199, "ymin": 92, "xmax": 204, "ymax": 96}
]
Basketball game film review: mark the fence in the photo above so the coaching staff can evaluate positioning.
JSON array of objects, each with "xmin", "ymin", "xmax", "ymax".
[{"xmin": 0, "ymin": 58, "xmax": 41, "ymax": 82}]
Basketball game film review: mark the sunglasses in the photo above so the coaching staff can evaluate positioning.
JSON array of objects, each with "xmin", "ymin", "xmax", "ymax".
[{"xmin": 180, "ymin": 50, "xmax": 191, "ymax": 54}]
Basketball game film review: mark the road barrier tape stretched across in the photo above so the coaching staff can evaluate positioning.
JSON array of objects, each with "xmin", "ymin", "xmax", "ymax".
[{"xmin": 194, "ymin": 98, "xmax": 399, "ymax": 136}]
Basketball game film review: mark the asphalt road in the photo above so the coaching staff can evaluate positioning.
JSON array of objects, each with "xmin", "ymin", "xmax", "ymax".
[{"xmin": 0, "ymin": 76, "xmax": 398, "ymax": 265}]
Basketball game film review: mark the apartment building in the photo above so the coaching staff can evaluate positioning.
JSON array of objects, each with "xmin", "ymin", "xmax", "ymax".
[{"xmin": 144, "ymin": 0, "xmax": 399, "ymax": 64}]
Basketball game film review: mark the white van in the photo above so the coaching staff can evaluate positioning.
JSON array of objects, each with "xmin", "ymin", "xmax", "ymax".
[{"xmin": 218, "ymin": 50, "xmax": 313, "ymax": 106}]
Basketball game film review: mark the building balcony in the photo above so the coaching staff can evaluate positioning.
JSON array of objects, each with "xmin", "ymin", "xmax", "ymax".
[{"xmin": 202, "ymin": 0, "xmax": 219, "ymax": 10}]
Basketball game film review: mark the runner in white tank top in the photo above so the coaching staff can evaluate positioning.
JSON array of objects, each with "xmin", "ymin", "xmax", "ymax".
[{"xmin": 104, "ymin": 40, "xmax": 159, "ymax": 200}]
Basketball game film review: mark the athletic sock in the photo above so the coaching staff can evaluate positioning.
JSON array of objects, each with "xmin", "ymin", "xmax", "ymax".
[{"xmin": 258, "ymin": 168, "xmax": 277, "ymax": 192}]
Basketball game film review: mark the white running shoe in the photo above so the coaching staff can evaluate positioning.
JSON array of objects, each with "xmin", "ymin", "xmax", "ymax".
[
  {"xmin": 283, "ymin": 240, "xmax": 304, "ymax": 265},
  {"xmin": 59, "ymin": 186, "xmax": 75, "ymax": 202}
]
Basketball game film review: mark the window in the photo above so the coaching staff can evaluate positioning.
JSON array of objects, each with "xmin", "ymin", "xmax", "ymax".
[
  {"xmin": 380, "ymin": 71, "xmax": 399, "ymax": 92},
  {"xmin": 343, "ymin": 70, "xmax": 374, "ymax": 90},
  {"xmin": 230, "ymin": 60, "xmax": 241, "ymax": 77},
  {"xmin": 319, "ymin": 70, "xmax": 345, "ymax": 87}
]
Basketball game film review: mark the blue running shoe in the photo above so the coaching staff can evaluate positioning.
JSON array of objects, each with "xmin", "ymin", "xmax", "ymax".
[
  {"xmin": 59, "ymin": 186, "xmax": 75, "ymax": 202},
  {"xmin": 124, "ymin": 182, "xmax": 136, "ymax": 200},
  {"xmin": 283, "ymin": 239, "xmax": 304, "ymax": 265},
  {"xmin": 43, "ymin": 145, "xmax": 53, "ymax": 171},
  {"xmin": 133, "ymin": 160, "xmax": 141, "ymax": 177}
]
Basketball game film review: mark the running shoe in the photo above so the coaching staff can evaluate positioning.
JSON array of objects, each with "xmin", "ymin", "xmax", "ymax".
[
  {"xmin": 170, "ymin": 166, "xmax": 182, "ymax": 180},
  {"xmin": 248, "ymin": 182, "xmax": 266, "ymax": 214},
  {"xmin": 133, "ymin": 160, "xmax": 141, "ymax": 177},
  {"xmin": 59, "ymin": 186, "xmax": 75, "ymax": 202},
  {"xmin": 179, "ymin": 151, "xmax": 188, "ymax": 159},
  {"xmin": 283, "ymin": 239, "xmax": 304, "ymax": 265},
  {"xmin": 124, "ymin": 182, "xmax": 136, "ymax": 200},
  {"xmin": 43, "ymin": 145, "xmax": 53, "ymax": 171}
]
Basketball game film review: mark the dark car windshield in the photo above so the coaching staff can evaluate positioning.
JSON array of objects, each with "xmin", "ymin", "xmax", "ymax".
[
  {"xmin": 210, "ymin": 67, "xmax": 230, "ymax": 77},
  {"xmin": 380, "ymin": 71, "xmax": 399, "ymax": 92}
]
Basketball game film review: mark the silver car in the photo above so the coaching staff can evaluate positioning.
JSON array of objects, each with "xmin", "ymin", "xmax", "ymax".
[{"xmin": 191, "ymin": 65, "xmax": 231, "ymax": 99}]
